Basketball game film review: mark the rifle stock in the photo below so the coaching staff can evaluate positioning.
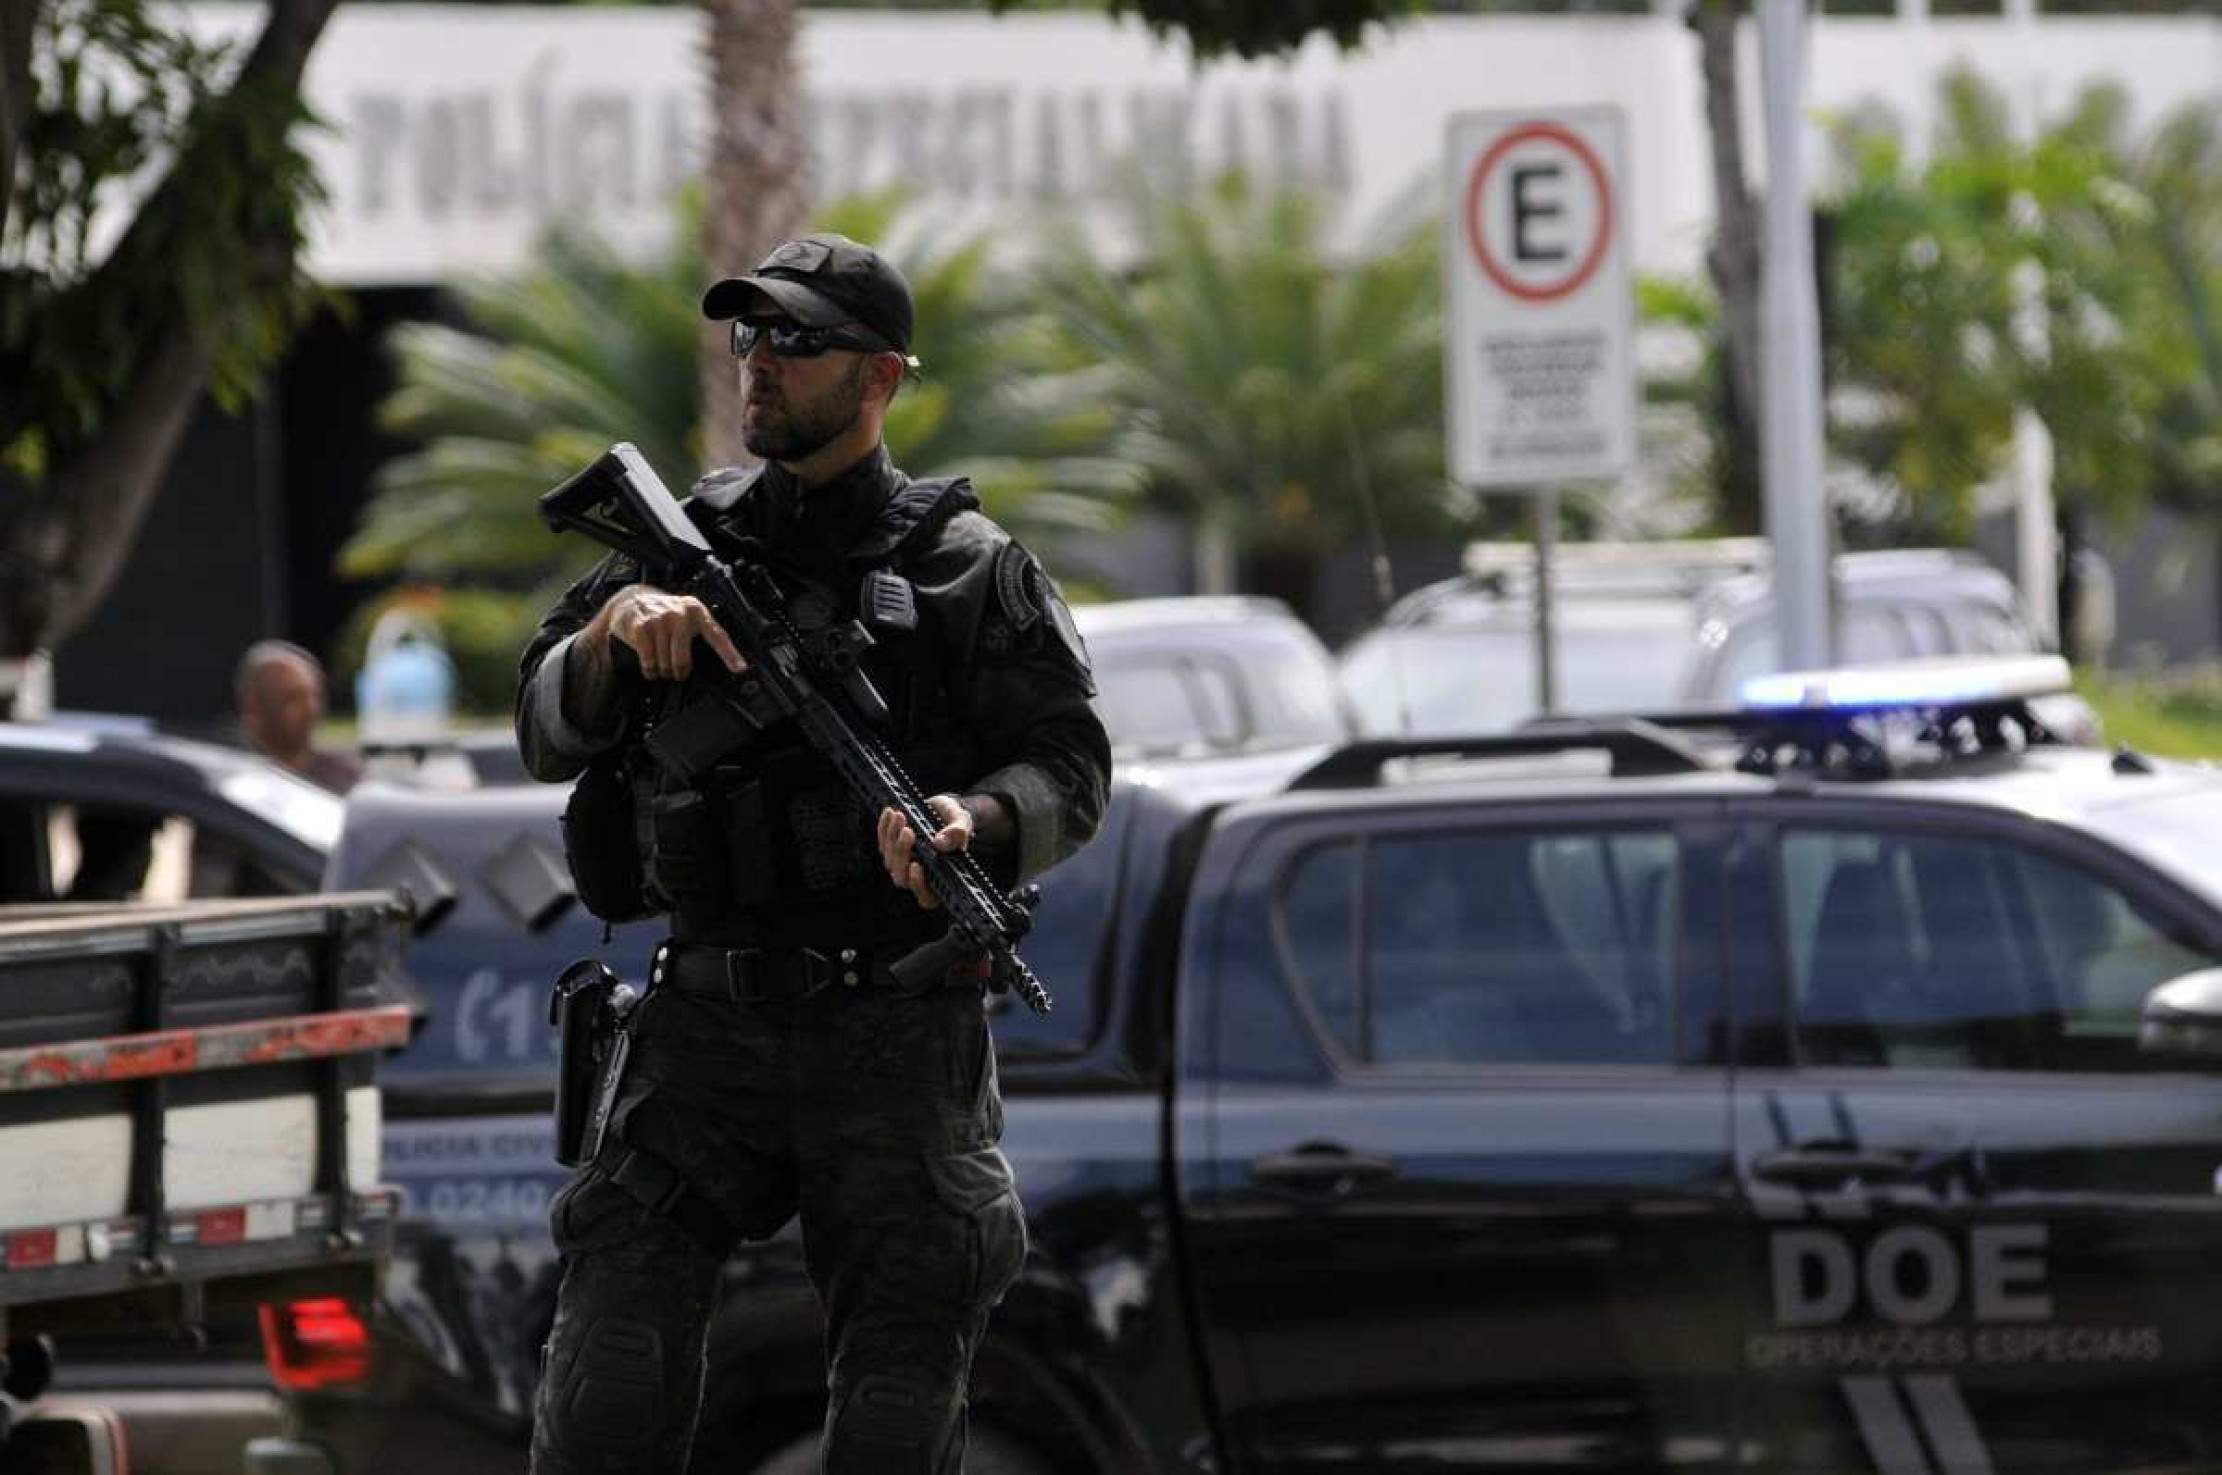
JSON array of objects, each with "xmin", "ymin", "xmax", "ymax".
[{"xmin": 542, "ymin": 443, "xmax": 715, "ymax": 569}]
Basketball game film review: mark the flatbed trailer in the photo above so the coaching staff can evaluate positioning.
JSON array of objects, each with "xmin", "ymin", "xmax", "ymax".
[{"xmin": 0, "ymin": 894, "xmax": 415, "ymax": 1469}]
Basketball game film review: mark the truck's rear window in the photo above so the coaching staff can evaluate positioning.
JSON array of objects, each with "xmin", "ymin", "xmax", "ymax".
[{"xmin": 1270, "ymin": 826, "xmax": 1680, "ymax": 1067}]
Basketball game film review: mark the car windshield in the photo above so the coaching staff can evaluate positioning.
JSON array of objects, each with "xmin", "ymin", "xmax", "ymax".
[
  {"xmin": 214, "ymin": 764, "xmax": 345, "ymax": 852},
  {"xmin": 1339, "ymin": 618, "xmax": 1694, "ymax": 736}
]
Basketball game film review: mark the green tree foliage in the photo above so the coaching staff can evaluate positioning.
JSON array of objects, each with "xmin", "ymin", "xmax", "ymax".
[
  {"xmin": 1630, "ymin": 272, "xmax": 1736, "ymax": 525},
  {"xmin": 0, "ymin": 0, "xmax": 336, "ymax": 668},
  {"xmin": 1036, "ymin": 173, "xmax": 1454, "ymax": 618},
  {"xmin": 1647, "ymin": 73, "xmax": 2219, "ymax": 546},
  {"xmin": 343, "ymin": 190, "xmax": 1132, "ymax": 711},
  {"xmin": 3, "ymin": 0, "xmax": 320, "ymax": 451},
  {"xmin": 344, "ymin": 206, "xmax": 706, "ymax": 588},
  {"xmin": 816, "ymin": 193, "xmax": 1137, "ymax": 544},
  {"xmin": 2127, "ymin": 101, "xmax": 2222, "ymax": 515},
  {"xmin": 1823, "ymin": 73, "xmax": 2206, "ymax": 538},
  {"xmin": 983, "ymin": 0, "xmax": 1427, "ymax": 57}
]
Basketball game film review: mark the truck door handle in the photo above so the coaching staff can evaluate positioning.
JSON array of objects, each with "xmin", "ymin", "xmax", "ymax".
[
  {"xmin": 1750, "ymin": 1144, "xmax": 1916, "ymax": 1190},
  {"xmin": 1251, "ymin": 1142, "xmax": 1398, "ymax": 1196}
]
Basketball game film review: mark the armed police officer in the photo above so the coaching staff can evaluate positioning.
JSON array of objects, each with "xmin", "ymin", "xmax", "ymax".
[{"xmin": 516, "ymin": 233, "xmax": 1112, "ymax": 1474}]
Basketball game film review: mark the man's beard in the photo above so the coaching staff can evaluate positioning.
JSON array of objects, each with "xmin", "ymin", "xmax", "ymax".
[{"xmin": 742, "ymin": 360, "xmax": 867, "ymax": 461}]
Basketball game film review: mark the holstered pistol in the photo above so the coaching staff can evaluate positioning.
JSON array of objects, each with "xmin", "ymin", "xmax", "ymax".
[{"xmin": 550, "ymin": 959, "xmax": 641, "ymax": 1168}]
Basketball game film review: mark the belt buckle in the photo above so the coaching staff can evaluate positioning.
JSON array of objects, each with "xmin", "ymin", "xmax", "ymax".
[
  {"xmin": 799, "ymin": 947, "xmax": 836, "ymax": 998},
  {"xmin": 721, "ymin": 947, "xmax": 763, "ymax": 1005}
]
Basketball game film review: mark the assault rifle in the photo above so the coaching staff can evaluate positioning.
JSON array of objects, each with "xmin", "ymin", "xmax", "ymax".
[{"xmin": 541, "ymin": 443, "xmax": 1053, "ymax": 1014}]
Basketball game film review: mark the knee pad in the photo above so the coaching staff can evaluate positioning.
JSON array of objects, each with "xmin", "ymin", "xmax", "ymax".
[
  {"xmin": 545, "ymin": 1316, "xmax": 668, "ymax": 1454},
  {"xmin": 824, "ymin": 1370, "xmax": 962, "ymax": 1475}
]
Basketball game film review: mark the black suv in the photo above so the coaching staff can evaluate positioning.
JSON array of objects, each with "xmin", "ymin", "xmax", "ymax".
[{"xmin": 272, "ymin": 658, "xmax": 2222, "ymax": 1474}]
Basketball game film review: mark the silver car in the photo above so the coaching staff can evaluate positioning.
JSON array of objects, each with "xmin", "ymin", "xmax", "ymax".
[
  {"xmin": 1339, "ymin": 545, "xmax": 2067, "ymax": 735},
  {"xmin": 1074, "ymin": 596, "xmax": 1355, "ymax": 759}
]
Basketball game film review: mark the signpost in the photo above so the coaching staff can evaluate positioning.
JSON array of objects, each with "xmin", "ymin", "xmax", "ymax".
[
  {"xmin": 1444, "ymin": 107, "xmax": 1634, "ymax": 713},
  {"xmin": 1756, "ymin": 0, "xmax": 1833, "ymax": 672}
]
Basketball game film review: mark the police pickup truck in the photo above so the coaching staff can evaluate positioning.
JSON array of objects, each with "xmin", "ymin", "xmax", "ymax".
[{"xmin": 284, "ymin": 656, "xmax": 2222, "ymax": 1474}]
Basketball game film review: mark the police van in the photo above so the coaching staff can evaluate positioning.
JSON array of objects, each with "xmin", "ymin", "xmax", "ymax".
[{"xmin": 280, "ymin": 654, "xmax": 2222, "ymax": 1474}]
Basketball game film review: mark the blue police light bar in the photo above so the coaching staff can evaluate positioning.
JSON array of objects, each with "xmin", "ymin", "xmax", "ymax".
[{"xmin": 1738, "ymin": 655, "xmax": 2073, "ymax": 712}]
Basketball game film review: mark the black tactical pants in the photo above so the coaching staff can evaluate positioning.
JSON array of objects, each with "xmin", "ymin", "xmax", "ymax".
[{"xmin": 528, "ymin": 962, "xmax": 1026, "ymax": 1475}]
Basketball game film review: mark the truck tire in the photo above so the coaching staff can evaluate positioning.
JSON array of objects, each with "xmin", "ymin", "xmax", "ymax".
[{"xmin": 749, "ymin": 1424, "xmax": 1056, "ymax": 1475}]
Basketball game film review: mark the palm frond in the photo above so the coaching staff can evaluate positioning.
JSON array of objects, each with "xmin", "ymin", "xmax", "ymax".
[
  {"xmin": 349, "ymin": 187, "xmax": 1133, "ymax": 593},
  {"xmin": 1037, "ymin": 171, "xmax": 1455, "ymax": 561}
]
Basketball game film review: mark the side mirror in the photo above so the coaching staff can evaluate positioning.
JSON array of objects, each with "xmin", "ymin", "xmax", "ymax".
[{"xmin": 2139, "ymin": 968, "xmax": 2222, "ymax": 1064}]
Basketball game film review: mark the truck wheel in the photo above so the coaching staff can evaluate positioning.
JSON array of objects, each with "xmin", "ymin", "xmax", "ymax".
[{"xmin": 750, "ymin": 1425, "xmax": 1056, "ymax": 1475}]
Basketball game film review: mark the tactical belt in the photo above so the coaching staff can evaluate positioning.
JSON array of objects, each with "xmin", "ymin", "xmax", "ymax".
[
  {"xmin": 652, "ymin": 936, "xmax": 997, "ymax": 1006},
  {"xmin": 652, "ymin": 940, "xmax": 848, "ymax": 1003},
  {"xmin": 652, "ymin": 938, "xmax": 991, "ymax": 1004}
]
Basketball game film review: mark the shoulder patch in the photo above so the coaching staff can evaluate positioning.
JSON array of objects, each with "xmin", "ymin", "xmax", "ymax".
[
  {"xmin": 994, "ymin": 541, "xmax": 1044, "ymax": 631},
  {"xmin": 986, "ymin": 541, "xmax": 1094, "ymax": 691}
]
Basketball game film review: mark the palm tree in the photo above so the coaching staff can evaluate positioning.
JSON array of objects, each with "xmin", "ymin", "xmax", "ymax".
[
  {"xmin": 1037, "ymin": 172, "xmax": 1455, "ymax": 622},
  {"xmin": 350, "ymin": 191, "xmax": 1129, "ymax": 586},
  {"xmin": 340, "ymin": 191, "xmax": 1133, "ymax": 710},
  {"xmin": 343, "ymin": 213, "xmax": 706, "ymax": 592},
  {"xmin": 811, "ymin": 194, "xmax": 1137, "ymax": 548},
  {"xmin": 337, "ymin": 210, "xmax": 708, "ymax": 712},
  {"xmin": 698, "ymin": 0, "xmax": 808, "ymax": 469}
]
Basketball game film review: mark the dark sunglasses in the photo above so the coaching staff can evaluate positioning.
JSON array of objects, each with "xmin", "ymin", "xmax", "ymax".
[{"xmin": 729, "ymin": 319, "xmax": 892, "ymax": 360}]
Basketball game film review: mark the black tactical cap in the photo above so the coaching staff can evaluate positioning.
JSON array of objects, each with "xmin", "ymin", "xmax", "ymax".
[{"xmin": 701, "ymin": 233, "xmax": 916, "ymax": 355}]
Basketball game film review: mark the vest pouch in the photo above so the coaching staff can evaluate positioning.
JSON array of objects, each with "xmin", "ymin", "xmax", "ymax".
[
  {"xmin": 562, "ymin": 761, "xmax": 657, "ymax": 923},
  {"xmin": 647, "ymin": 789, "xmax": 727, "ymax": 902},
  {"xmin": 786, "ymin": 781, "xmax": 875, "ymax": 894},
  {"xmin": 717, "ymin": 780, "xmax": 779, "ymax": 908}
]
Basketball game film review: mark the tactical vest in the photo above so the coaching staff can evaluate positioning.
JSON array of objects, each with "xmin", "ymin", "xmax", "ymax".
[{"xmin": 564, "ymin": 474, "xmax": 985, "ymax": 952}]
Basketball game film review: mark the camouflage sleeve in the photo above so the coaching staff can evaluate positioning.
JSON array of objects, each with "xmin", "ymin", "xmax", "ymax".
[
  {"xmin": 514, "ymin": 553, "xmax": 642, "ymax": 783},
  {"xmin": 962, "ymin": 541, "xmax": 1112, "ymax": 885}
]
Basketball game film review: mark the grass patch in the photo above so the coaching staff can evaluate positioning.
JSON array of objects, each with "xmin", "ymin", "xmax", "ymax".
[{"xmin": 2078, "ymin": 668, "xmax": 2222, "ymax": 762}]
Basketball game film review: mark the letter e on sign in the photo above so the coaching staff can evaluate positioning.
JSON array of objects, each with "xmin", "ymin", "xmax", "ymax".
[
  {"xmin": 1466, "ymin": 123, "xmax": 1613, "ymax": 303},
  {"xmin": 1443, "ymin": 107, "xmax": 1634, "ymax": 489}
]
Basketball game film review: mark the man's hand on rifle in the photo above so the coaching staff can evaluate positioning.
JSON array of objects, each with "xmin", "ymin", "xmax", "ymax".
[
  {"xmin": 877, "ymin": 797, "xmax": 973, "ymax": 911},
  {"xmin": 591, "ymin": 585, "xmax": 749, "ymax": 682}
]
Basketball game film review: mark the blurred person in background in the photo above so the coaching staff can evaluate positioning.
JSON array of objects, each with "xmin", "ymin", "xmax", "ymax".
[{"xmin": 235, "ymin": 640, "xmax": 363, "ymax": 793}]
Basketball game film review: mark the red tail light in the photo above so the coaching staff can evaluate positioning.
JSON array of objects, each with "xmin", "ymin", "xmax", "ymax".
[{"xmin": 259, "ymin": 1297, "xmax": 372, "ymax": 1391}]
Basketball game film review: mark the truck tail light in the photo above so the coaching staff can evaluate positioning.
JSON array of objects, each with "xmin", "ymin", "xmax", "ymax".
[{"xmin": 259, "ymin": 1297, "xmax": 372, "ymax": 1391}]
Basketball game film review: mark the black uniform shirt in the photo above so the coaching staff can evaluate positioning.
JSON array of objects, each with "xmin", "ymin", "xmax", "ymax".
[{"xmin": 515, "ymin": 447, "xmax": 1112, "ymax": 932}]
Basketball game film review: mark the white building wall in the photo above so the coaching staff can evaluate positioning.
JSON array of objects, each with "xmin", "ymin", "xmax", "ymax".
[{"xmin": 171, "ymin": 5, "xmax": 2220, "ymax": 287}]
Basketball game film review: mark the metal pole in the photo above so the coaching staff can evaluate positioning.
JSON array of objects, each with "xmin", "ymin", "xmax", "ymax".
[
  {"xmin": 2013, "ymin": 405, "xmax": 2058, "ymax": 646},
  {"xmin": 2006, "ymin": 0, "xmax": 2059, "ymax": 649},
  {"xmin": 1756, "ymin": 0, "xmax": 1834, "ymax": 670},
  {"xmin": 1535, "ymin": 489, "xmax": 1559, "ymax": 714}
]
